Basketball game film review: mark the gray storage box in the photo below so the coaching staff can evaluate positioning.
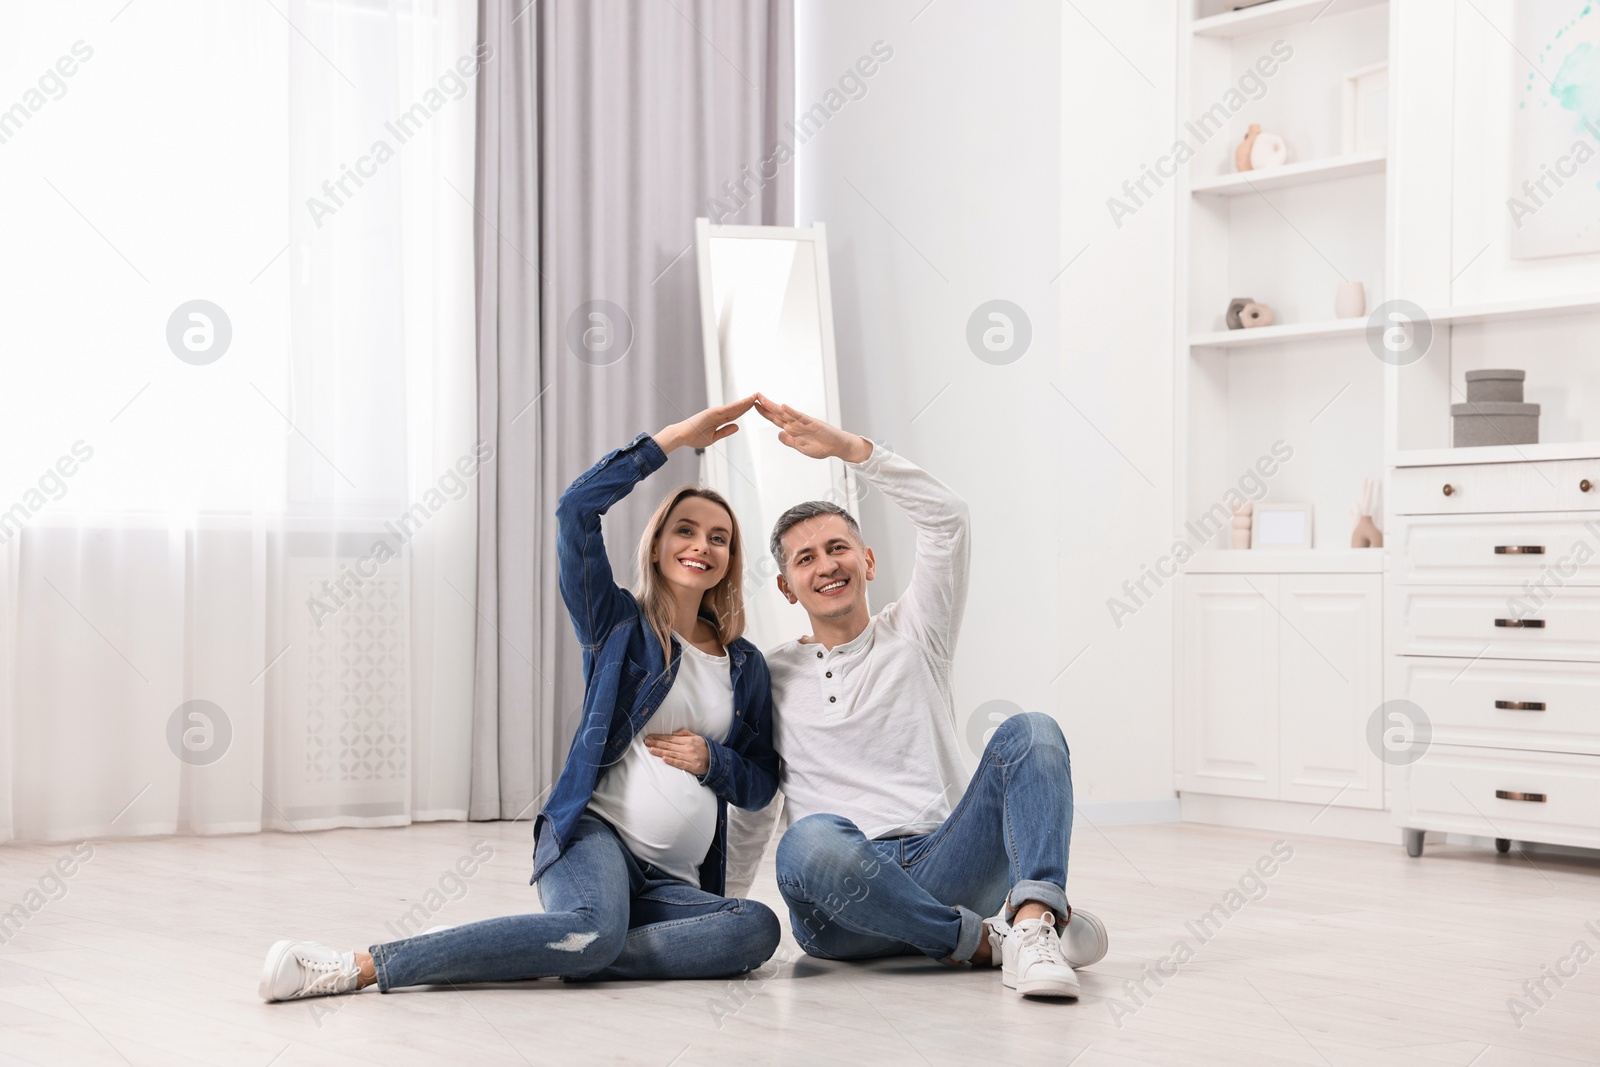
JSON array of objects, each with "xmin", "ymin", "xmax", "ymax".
[
  {"xmin": 1464, "ymin": 369, "xmax": 1526, "ymax": 403},
  {"xmin": 1452, "ymin": 400, "xmax": 1540, "ymax": 447}
]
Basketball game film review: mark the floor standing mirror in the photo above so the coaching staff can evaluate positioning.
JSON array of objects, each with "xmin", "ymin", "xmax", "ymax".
[{"xmin": 695, "ymin": 219, "xmax": 855, "ymax": 652}]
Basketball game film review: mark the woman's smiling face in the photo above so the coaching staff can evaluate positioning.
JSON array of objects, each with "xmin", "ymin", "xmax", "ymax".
[{"xmin": 654, "ymin": 495, "xmax": 733, "ymax": 594}]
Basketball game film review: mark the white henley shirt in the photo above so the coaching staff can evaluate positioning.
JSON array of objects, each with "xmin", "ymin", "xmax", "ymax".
[{"xmin": 764, "ymin": 441, "xmax": 971, "ymax": 840}]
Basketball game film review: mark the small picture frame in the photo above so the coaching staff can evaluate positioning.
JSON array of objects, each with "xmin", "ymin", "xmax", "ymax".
[
  {"xmin": 1342, "ymin": 61, "xmax": 1389, "ymax": 154},
  {"xmin": 1252, "ymin": 504, "xmax": 1314, "ymax": 550}
]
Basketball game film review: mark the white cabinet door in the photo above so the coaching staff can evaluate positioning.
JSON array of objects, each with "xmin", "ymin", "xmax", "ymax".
[
  {"xmin": 1278, "ymin": 575, "xmax": 1385, "ymax": 809},
  {"xmin": 1179, "ymin": 575, "xmax": 1280, "ymax": 799}
]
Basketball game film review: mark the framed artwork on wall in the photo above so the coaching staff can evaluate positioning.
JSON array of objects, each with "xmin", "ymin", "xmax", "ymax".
[{"xmin": 1509, "ymin": 2, "xmax": 1600, "ymax": 259}]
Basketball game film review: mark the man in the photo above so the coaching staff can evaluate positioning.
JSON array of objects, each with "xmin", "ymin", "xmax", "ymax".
[{"xmin": 739, "ymin": 394, "xmax": 1105, "ymax": 999}]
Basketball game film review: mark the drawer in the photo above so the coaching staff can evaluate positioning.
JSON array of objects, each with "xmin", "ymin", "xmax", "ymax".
[
  {"xmin": 1390, "ymin": 512, "xmax": 1600, "ymax": 586},
  {"xmin": 1389, "ymin": 586, "xmax": 1600, "ymax": 662},
  {"xmin": 1391, "ymin": 459, "xmax": 1600, "ymax": 516},
  {"xmin": 1390, "ymin": 656, "xmax": 1600, "ymax": 755},
  {"xmin": 1396, "ymin": 744, "xmax": 1600, "ymax": 849}
]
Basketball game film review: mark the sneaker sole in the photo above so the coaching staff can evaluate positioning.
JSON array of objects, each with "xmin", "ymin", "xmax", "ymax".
[
  {"xmin": 1065, "ymin": 908, "xmax": 1109, "ymax": 969},
  {"xmin": 1003, "ymin": 970, "xmax": 1081, "ymax": 999},
  {"xmin": 259, "ymin": 939, "xmax": 297, "ymax": 1002}
]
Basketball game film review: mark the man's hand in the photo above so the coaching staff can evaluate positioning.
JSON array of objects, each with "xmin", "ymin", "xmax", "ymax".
[
  {"xmin": 655, "ymin": 395, "xmax": 756, "ymax": 455},
  {"xmin": 645, "ymin": 728, "xmax": 711, "ymax": 776},
  {"xmin": 754, "ymin": 394, "xmax": 872, "ymax": 464}
]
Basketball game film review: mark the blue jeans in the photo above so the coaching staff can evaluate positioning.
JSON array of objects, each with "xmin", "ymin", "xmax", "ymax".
[
  {"xmin": 369, "ymin": 814, "xmax": 780, "ymax": 990},
  {"xmin": 774, "ymin": 712, "xmax": 1072, "ymax": 965}
]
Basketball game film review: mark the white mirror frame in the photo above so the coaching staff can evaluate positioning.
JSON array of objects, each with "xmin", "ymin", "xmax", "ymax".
[{"xmin": 693, "ymin": 219, "xmax": 857, "ymax": 516}]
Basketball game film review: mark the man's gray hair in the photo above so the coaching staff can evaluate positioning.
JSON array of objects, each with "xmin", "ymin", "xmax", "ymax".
[{"xmin": 770, "ymin": 500, "xmax": 862, "ymax": 572}]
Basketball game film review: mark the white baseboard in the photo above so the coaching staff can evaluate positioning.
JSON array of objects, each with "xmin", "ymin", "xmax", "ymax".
[
  {"xmin": 1074, "ymin": 797, "xmax": 1181, "ymax": 826},
  {"xmin": 411, "ymin": 808, "xmax": 471, "ymax": 823},
  {"xmin": 1178, "ymin": 795, "xmax": 1600, "ymax": 859},
  {"xmin": 1179, "ymin": 793, "xmax": 1399, "ymax": 845}
]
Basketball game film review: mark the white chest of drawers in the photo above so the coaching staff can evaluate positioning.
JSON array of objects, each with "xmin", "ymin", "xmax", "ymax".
[{"xmin": 1387, "ymin": 454, "xmax": 1600, "ymax": 856}]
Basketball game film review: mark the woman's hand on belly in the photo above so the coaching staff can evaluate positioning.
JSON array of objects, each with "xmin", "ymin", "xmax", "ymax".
[{"xmin": 644, "ymin": 728, "xmax": 710, "ymax": 776}]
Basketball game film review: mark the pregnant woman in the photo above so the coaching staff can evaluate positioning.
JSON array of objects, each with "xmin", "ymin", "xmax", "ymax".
[{"xmin": 260, "ymin": 397, "xmax": 782, "ymax": 999}]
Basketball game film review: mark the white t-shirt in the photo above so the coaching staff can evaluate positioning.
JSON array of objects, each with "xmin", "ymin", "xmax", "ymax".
[
  {"xmin": 765, "ymin": 442, "xmax": 972, "ymax": 840},
  {"xmin": 586, "ymin": 636, "xmax": 734, "ymax": 886}
]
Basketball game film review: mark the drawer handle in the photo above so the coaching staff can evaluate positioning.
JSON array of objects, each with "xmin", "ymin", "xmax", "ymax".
[
  {"xmin": 1495, "ymin": 618, "xmax": 1545, "ymax": 628},
  {"xmin": 1494, "ymin": 700, "xmax": 1546, "ymax": 711},
  {"xmin": 1442, "ymin": 483, "xmax": 1455, "ymax": 496},
  {"xmin": 1583, "ymin": 479, "xmax": 1593, "ymax": 493},
  {"xmin": 1495, "ymin": 789, "xmax": 1546, "ymax": 803},
  {"xmin": 1493, "ymin": 545, "xmax": 1545, "ymax": 555}
]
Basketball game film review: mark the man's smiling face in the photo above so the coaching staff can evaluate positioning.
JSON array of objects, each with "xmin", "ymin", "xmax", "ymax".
[{"xmin": 777, "ymin": 513, "xmax": 875, "ymax": 623}]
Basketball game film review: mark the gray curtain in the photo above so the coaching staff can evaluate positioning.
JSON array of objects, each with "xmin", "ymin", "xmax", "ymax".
[{"xmin": 471, "ymin": 0, "xmax": 794, "ymax": 820}]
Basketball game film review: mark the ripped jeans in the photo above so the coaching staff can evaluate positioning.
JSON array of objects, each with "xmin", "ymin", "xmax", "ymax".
[{"xmin": 369, "ymin": 814, "xmax": 779, "ymax": 990}]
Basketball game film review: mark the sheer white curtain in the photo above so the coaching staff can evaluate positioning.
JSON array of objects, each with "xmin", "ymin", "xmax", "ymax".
[{"xmin": 0, "ymin": 1, "xmax": 479, "ymax": 842}]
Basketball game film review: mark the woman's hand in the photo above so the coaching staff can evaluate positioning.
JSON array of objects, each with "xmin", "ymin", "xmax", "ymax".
[
  {"xmin": 654, "ymin": 395, "xmax": 756, "ymax": 455},
  {"xmin": 754, "ymin": 394, "xmax": 872, "ymax": 464},
  {"xmin": 645, "ymin": 728, "xmax": 711, "ymax": 776}
]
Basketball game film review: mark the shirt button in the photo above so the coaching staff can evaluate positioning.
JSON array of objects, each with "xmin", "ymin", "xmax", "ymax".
[
  {"xmin": 816, "ymin": 650, "xmax": 823, "ymax": 659},
  {"xmin": 735, "ymin": 709, "xmax": 742, "ymax": 716},
  {"xmin": 829, "ymin": 696, "xmax": 837, "ymax": 703},
  {"xmin": 825, "ymin": 671, "xmax": 832, "ymax": 678}
]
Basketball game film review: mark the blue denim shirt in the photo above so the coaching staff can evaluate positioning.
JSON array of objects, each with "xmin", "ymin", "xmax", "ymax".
[{"xmin": 532, "ymin": 432, "xmax": 779, "ymax": 896}]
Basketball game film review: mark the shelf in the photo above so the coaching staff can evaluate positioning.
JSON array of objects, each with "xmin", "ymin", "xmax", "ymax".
[
  {"xmin": 1190, "ymin": 151, "xmax": 1386, "ymax": 197},
  {"xmin": 1391, "ymin": 441, "xmax": 1600, "ymax": 468},
  {"xmin": 1189, "ymin": 317, "xmax": 1367, "ymax": 350},
  {"xmin": 1186, "ymin": 548, "xmax": 1384, "ymax": 574},
  {"xmin": 1188, "ymin": 292, "xmax": 1600, "ymax": 352},
  {"xmin": 1193, "ymin": 0, "xmax": 1386, "ymax": 39},
  {"xmin": 1433, "ymin": 292, "xmax": 1600, "ymax": 328}
]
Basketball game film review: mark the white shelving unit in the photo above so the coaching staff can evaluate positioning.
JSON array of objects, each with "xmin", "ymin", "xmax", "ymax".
[
  {"xmin": 1433, "ymin": 292, "xmax": 1600, "ymax": 328},
  {"xmin": 1188, "ymin": 149, "xmax": 1385, "ymax": 196},
  {"xmin": 1186, "ymin": 548, "xmax": 1383, "ymax": 574},
  {"xmin": 1177, "ymin": 0, "xmax": 1600, "ymax": 853},
  {"xmin": 1184, "ymin": 285, "xmax": 1600, "ymax": 353},
  {"xmin": 1192, "ymin": 0, "xmax": 1387, "ymax": 39},
  {"xmin": 1173, "ymin": 0, "xmax": 1393, "ymax": 827},
  {"xmin": 1176, "ymin": 0, "xmax": 1390, "ymax": 557},
  {"xmin": 1392, "ymin": 441, "xmax": 1600, "ymax": 469},
  {"xmin": 1188, "ymin": 317, "xmax": 1366, "ymax": 350}
]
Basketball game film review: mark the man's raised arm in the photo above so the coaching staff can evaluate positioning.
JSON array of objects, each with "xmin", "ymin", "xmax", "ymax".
[{"xmin": 753, "ymin": 394, "xmax": 969, "ymax": 660}]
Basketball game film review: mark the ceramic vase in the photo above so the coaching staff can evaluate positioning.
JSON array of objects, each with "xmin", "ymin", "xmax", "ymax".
[{"xmin": 1335, "ymin": 281, "xmax": 1366, "ymax": 319}]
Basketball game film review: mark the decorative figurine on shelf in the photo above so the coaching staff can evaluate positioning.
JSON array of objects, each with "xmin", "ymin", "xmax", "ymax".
[
  {"xmin": 1350, "ymin": 478, "xmax": 1383, "ymax": 548},
  {"xmin": 1226, "ymin": 297, "xmax": 1254, "ymax": 330},
  {"xmin": 1234, "ymin": 123, "xmax": 1262, "ymax": 172},
  {"xmin": 1231, "ymin": 499, "xmax": 1253, "ymax": 549},
  {"xmin": 1335, "ymin": 280, "xmax": 1367, "ymax": 319},
  {"xmin": 1249, "ymin": 131, "xmax": 1288, "ymax": 169},
  {"xmin": 1239, "ymin": 301, "xmax": 1275, "ymax": 328}
]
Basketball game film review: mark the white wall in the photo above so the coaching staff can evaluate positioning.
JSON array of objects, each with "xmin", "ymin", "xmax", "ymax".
[
  {"xmin": 1445, "ymin": 0, "xmax": 1600, "ymax": 446},
  {"xmin": 1056, "ymin": 2, "xmax": 1179, "ymax": 810},
  {"xmin": 794, "ymin": 0, "xmax": 1179, "ymax": 815},
  {"xmin": 1449, "ymin": 0, "xmax": 1600, "ymax": 306}
]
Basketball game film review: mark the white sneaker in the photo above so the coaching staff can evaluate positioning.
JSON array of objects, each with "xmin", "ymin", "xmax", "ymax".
[
  {"xmin": 1062, "ymin": 908, "xmax": 1109, "ymax": 969},
  {"xmin": 259, "ymin": 939, "xmax": 365, "ymax": 1002},
  {"xmin": 1001, "ymin": 912, "xmax": 1080, "ymax": 999},
  {"xmin": 985, "ymin": 907, "xmax": 1109, "ymax": 969},
  {"xmin": 981, "ymin": 913, "xmax": 1010, "ymax": 966}
]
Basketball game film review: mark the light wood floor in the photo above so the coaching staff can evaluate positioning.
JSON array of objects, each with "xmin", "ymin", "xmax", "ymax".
[{"xmin": 1, "ymin": 818, "xmax": 1597, "ymax": 1066}]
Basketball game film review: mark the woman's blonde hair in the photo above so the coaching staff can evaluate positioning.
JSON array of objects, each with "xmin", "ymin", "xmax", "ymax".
[{"xmin": 634, "ymin": 486, "xmax": 745, "ymax": 659}]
